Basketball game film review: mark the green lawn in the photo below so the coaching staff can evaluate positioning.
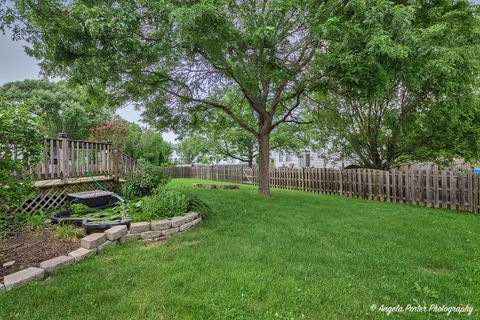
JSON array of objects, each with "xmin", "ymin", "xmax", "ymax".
[{"xmin": 1, "ymin": 179, "xmax": 479, "ymax": 319}]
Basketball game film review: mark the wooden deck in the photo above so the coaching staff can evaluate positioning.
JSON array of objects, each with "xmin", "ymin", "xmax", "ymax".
[{"xmin": 34, "ymin": 175, "xmax": 116, "ymax": 188}]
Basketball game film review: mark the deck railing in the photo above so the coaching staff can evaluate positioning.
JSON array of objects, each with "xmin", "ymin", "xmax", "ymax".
[{"xmin": 19, "ymin": 136, "xmax": 138, "ymax": 182}]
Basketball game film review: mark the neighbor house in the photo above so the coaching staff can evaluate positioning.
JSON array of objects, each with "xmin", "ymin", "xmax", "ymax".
[{"xmin": 271, "ymin": 148, "xmax": 350, "ymax": 169}]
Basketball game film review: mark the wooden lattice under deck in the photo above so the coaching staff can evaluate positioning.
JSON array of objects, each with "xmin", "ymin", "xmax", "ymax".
[{"xmin": 18, "ymin": 176, "xmax": 121, "ymax": 214}]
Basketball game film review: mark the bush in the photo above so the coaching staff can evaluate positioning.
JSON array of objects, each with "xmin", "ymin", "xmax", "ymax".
[
  {"xmin": 141, "ymin": 190, "xmax": 188, "ymax": 220},
  {"xmin": 0, "ymin": 99, "xmax": 42, "ymax": 219},
  {"xmin": 121, "ymin": 161, "xmax": 170, "ymax": 199},
  {"xmin": 0, "ymin": 211, "xmax": 49, "ymax": 239}
]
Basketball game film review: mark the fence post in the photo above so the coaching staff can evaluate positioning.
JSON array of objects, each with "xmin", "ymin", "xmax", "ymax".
[{"xmin": 58, "ymin": 133, "xmax": 69, "ymax": 183}]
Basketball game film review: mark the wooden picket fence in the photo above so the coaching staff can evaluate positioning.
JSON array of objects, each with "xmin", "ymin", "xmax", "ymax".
[{"xmin": 165, "ymin": 165, "xmax": 480, "ymax": 213}]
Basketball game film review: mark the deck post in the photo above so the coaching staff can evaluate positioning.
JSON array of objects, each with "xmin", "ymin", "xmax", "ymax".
[
  {"xmin": 58, "ymin": 133, "xmax": 69, "ymax": 183},
  {"xmin": 112, "ymin": 149, "xmax": 120, "ymax": 182}
]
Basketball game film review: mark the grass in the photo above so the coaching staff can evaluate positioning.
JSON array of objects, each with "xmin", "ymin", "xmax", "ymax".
[
  {"xmin": 1, "ymin": 179, "xmax": 479, "ymax": 319},
  {"xmin": 54, "ymin": 224, "xmax": 85, "ymax": 240}
]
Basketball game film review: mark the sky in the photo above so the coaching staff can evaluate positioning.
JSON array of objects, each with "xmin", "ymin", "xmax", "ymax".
[{"xmin": 0, "ymin": 31, "xmax": 178, "ymax": 143}]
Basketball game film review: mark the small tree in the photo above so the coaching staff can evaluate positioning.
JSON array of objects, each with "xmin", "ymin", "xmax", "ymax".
[
  {"xmin": 89, "ymin": 119, "xmax": 129, "ymax": 150},
  {"xmin": 0, "ymin": 98, "xmax": 42, "ymax": 217},
  {"xmin": 127, "ymin": 129, "xmax": 173, "ymax": 166},
  {"xmin": 91, "ymin": 120, "xmax": 173, "ymax": 165}
]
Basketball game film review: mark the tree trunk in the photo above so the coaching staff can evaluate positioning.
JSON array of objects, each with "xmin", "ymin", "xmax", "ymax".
[{"xmin": 257, "ymin": 133, "xmax": 270, "ymax": 196}]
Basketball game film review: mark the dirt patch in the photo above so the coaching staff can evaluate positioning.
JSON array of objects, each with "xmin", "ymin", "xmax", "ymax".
[
  {"xmin": 0, "ymin": 230, "xmax": 81, "ymax": 282},
  {"xmin": 418, "ymin": 266, "xmax": 450, "ymax": 274}
]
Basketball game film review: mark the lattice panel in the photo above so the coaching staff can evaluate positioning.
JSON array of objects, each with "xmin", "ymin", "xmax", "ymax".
[{"xmin": 18, "ymin": 180, "xmax": 120, "ymax": 214}]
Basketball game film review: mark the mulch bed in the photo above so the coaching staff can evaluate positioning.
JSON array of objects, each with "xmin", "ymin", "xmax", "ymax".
[{"xmin": 0, "ymin": 230, "xmax": 81, "ymax": 282}]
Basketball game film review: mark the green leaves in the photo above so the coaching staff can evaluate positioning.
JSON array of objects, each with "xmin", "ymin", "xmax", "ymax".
[
  {"xmin": 121, "ymin": 161, "xmax": 170, "ymax": 199},
  {"xmin": 0, "ymin": 98, "xmax": 43, "ymax": 217},
  {"xmin": 0, "ymin": 80, "xmax": 114, "ymax": 140},
  {"xmin": 310, "ymin": 0, "xmax": 480, "ymax": 169},
  {"xmin": 142, "ymin": 190, "xmax": 188, "ymax": 219}
]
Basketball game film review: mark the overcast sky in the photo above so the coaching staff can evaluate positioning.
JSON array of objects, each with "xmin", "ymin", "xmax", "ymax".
[{"xmin": 0, "ymin": 31, "xmax": 178, "ymax": 143}]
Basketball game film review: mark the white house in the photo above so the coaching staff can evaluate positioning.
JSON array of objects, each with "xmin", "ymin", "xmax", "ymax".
[{"xmin": 271, "ymin": 149, "xmax": 350, "ymax": 169}]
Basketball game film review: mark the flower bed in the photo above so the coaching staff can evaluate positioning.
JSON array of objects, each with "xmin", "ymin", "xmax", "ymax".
[{"xmin": 0, "ymin": 212, "xmax": 201, "ymax": 292}]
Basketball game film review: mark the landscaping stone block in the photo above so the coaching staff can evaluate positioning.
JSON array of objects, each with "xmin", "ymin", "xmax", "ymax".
[
  {"xmin": 151, "ymin": 219, "xmax": 171, "ymax": 231},
  {"xmin": 69, "ymin": 248, "xmax": 96, "ymax": 262},
  {"xmin": 0, "ymin": 283, "xmax": 5, "ymax": 292},
  {"xmin": 129, "ymin": 222, "xmax": 150, "ymax": 234},
  {"xmin": 97, "ymin": 240, "xmax": 115, "ymax": 252},
  {"xmin": 185, "ymin": 212, "xmax": 199, "ymax": 223},
  {"xmin": 4, "ymin": 267, "xmax": 45, "ymax": 290},
  {"xmin": 141, "ymin": 231, "xmax": 162, "ymax": 239},
  {"xmin": 179, "ymin": 221, "xmax": 193, "ymax": 232},
  {"xmin": 119, "ymin": 233, "xmax": 141, "ymax": 243},
  {"xmin": 105, "ymin": 225, "xmax": 128, "ymax": 241},
  {"xmin": 81, "ymin": 233, "xmax": 107, "ymax": 250},
  {"xmin": 171, "ymin": 216, "xmax": 187, "ymax": 227},
  {"xmin": 161, "ymin": 227, "xmax": 179, "ymax": 236},
  {"xmin": 192, "ymin": 218, "xmax": 202, "ymax": 225},
  {"xmin": 40, "ymin": 255, "xmax": 74, "ymax": 273}
]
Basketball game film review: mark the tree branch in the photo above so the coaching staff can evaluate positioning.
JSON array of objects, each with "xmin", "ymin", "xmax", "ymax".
[
  {"xmin": 164, "ymin": 88, "xmax": 259, "ymax": 138},
  {"xmin": 271, "ymin": 88, "xmax": 304, "ymax": 129}
]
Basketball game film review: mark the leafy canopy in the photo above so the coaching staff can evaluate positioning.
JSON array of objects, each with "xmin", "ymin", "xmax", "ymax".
[
  {"xmin": 0, "ymin": 80, "xmax": 114, "ymax": 140},
  {"xmin": 309, "ymin": 0, "xmax": 480, "ymax": 169}
]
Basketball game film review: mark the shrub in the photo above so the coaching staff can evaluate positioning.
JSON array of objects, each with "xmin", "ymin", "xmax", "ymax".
[
  {"xmin": 0, "ymin": 211, "xmax": 49, "ymax": 239},
  {"xmin": 142, "ymin": 190, "xmax": 188, "ymax": 220},
  {"xmin": 0, "ymin": 216, "xmax": 27, "ymax": 240},
  {"xmin": 0, "ymin": 99, "xmax": 42, "ymax": 219},
  {"xmin": 121, "ymin": 161, "xmax": 170, "ymax": 199}
]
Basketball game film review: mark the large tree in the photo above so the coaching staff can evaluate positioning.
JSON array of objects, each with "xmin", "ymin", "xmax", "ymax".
[
  {"xmin": 1, "ymin": 1, "xmax": 325, "ymax": 196},
  {"xmin": 0, "ymin": 80, "xmax": 114, "ymax": 140},
  {"xmin": 308, "ymin": 0, "xmax": 480, "ymax": 169},
  {"xmin": 181, "ymin": 109, "xmax": 309, "ymax": 167}
]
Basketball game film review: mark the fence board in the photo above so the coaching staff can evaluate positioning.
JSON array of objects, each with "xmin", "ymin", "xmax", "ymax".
[{"xmin": 165, "ymin": 165, "xmax": 480, "ymax": 214}]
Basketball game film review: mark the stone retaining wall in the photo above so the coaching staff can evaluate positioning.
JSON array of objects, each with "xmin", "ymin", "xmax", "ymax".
[{"xmin": 0, "ymin": 212, "xmax": 201, "ymax": 292}]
